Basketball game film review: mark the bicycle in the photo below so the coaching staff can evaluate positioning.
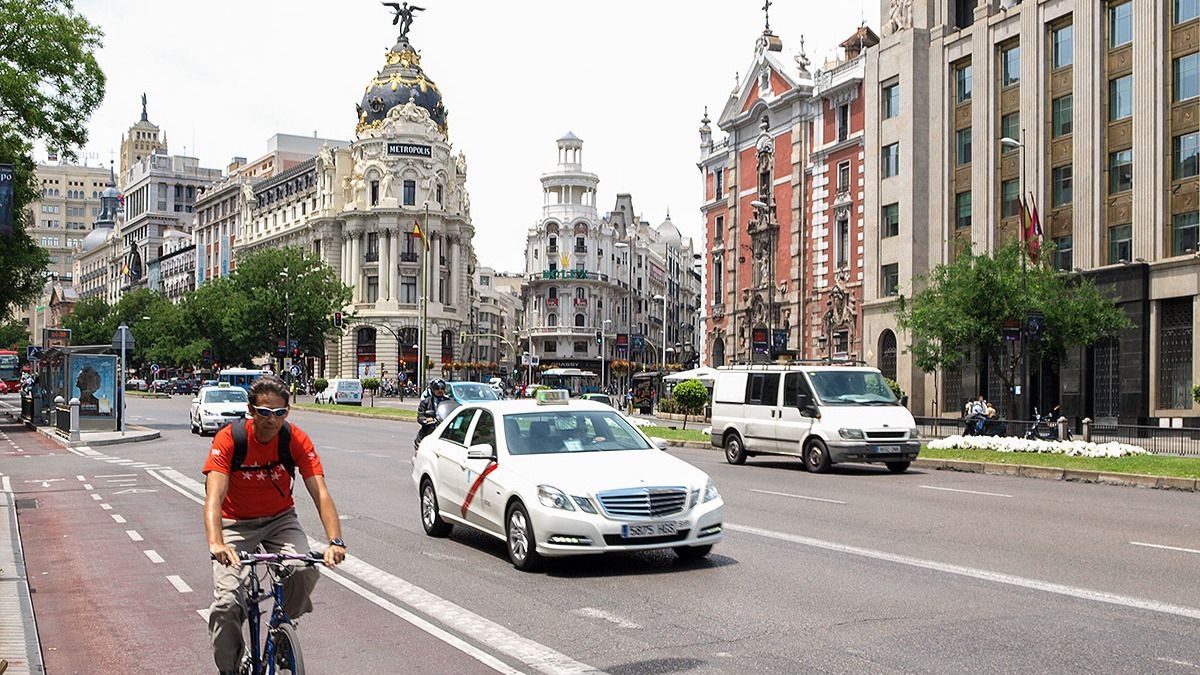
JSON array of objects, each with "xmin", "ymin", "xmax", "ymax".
[{"xmin": 216, "ymin": 550, "xmax": 325, "ymax": 675}]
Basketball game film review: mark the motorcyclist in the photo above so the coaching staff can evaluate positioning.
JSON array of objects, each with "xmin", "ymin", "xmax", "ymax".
[{"xmin": 414, "ymin": 379, "xmax": 451, "ymax": 449}]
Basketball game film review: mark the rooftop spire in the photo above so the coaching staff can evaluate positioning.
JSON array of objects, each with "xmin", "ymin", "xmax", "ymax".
[{"xmin": 140, "ymin": 93, "xmax": 148, "ymax": 122}]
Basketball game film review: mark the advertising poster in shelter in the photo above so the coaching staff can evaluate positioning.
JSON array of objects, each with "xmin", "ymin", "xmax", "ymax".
[{"xmin": 69, "ymin": 354, "xmax": 117, "ymax": 417}]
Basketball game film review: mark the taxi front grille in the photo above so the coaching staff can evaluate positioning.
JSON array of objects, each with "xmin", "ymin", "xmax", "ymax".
[{"xmin": 597, "ymin": 487, "xmax": 688, "ymax": 518}]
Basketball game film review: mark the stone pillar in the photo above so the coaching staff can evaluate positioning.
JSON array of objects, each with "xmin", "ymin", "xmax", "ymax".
[
  {"xmin": 350, "ymin": 232, "xmax": 361, "ymax": 301},
  {"xmin": 379, "ymin": 228, "xmax": 391, "ymax": 302},
  {"xmin": 388, "ymin": 227, "xmax": 399, "ymax": 302}
]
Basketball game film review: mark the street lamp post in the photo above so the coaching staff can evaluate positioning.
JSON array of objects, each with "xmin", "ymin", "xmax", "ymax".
[{"xmin": 1000, "ymin": 130, "xmax": 1027, "ymax": 421}]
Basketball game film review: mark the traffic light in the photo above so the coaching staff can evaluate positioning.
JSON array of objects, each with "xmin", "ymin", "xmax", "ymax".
[
  {"xmin": 333, "ymin": 311, "xmax": 343, "ymax": 327},
  {"xmin": 595, "ymin": 330, "xmax": 602, "ymax": 344}
]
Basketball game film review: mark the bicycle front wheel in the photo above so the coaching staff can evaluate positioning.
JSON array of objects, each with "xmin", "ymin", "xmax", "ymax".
[{"xmin": 271, "ymin": 623, "xmax": 305, "ymax": 675}]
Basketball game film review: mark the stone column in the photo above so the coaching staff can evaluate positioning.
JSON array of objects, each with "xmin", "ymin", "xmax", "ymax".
[
  {"xmin": 349, "ymin": 232, "xmax": 361, "ymax": 301},
  {"xmin": 341, "ymin": 232, "xmax": 352, "ymax": 287},
  {"xmin": 379, "ymin": 228, "xmax": 391, "ymax": 302},
  {"xmin": 388, "ymin": 227, "xmax": 399, "ymax": 303}
]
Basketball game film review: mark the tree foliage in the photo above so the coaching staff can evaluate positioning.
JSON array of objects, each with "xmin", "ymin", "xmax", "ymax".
[
  {"xmin": 671, "ymin": 379, "xmax": 709, "ymax": 430},
  {"xmin": 0, "ymin": 320, "xmax": 30, "ymax": 357},
  {"xmin": 897, "ymin": 242, "xmax": 1128, "ymax": 417},
  {"xmin": 0, "ymin": 0, "xmax": 106, "ymax": 317}
]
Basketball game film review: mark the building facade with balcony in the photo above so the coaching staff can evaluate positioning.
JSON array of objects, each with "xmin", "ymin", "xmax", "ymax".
[
  {"xmin": 471, "ymin": 267, "xmax": 523, "ymax": 379},
  {"xmin": 862, "ymin": 0, "xmax": 1199, "ymax": 423}
]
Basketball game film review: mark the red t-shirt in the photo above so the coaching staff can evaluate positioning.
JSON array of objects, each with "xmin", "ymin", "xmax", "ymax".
[{"xmin": 202, "ymin": 419, "xmax": 324, "ymax": 520}]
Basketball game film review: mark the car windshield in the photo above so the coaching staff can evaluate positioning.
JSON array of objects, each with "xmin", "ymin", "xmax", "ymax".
[
  {"xmin": 807, "ymin": 371, "xmax": 899, "ymax": 406},
  {"xmin": 203, "ymin": 389, "xmax": 248, "ymax": 404},
  {"xmin": 583, "ymin": 394, "xmax": 613, "ymax": 406},
  {"xmin": 451, "ymin": 383, "xmax": 499, "ymax": 401},
  {"xmin": 503, "ymin": 411, "xmax": 651, "ymax": 455}
]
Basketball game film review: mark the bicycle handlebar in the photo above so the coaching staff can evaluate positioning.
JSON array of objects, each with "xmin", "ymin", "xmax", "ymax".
[{"xmin": 210, "ymin": 551, "xmax": 326, "ymax": 566}]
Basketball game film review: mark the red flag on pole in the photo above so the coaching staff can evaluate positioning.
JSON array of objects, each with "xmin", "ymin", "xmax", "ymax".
[
  {"xmin": 1027, "ymin": 193, "xmax": 1042, "ymax": 264},
  {"xmin": 1018, "ymin": 195, "xmax": 1029, "ymax": 244}
]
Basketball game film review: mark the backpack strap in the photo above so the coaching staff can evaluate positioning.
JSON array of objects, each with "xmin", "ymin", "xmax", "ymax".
[
  {"xmin": 229, "ymin": 419, "xmax": 294, "ymax": 478},
  {"xmin": 230, "ymin": 418, "xmax": 249, "ymax": 471},
  {"xmin": 276, "ymin": 422, "xmax": 295, "ymax": 478}
]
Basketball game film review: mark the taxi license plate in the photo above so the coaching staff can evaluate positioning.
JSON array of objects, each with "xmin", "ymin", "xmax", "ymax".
[
  {"xmin": 874, "ymin": 445, "xmax": 901, "ymax": 453},
  {"xmin": 622, "ymin": 520, "xmax": 686, "ymax": 538}
]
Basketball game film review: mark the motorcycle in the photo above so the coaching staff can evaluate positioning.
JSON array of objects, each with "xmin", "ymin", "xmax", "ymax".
[
  {"xmin": 1025, "ymin": 406, "xmax": 1071, "ymax": 441},
  {"xmin": 413, "ymin": 398, "xmax": 460, "ymax": 452}
]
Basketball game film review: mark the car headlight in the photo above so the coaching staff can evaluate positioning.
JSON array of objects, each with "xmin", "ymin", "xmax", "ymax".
[
  {"xmin": 909, "ymin": 428, "xmax": 921, "ymax": 439},
  {"xmin": 702, "ymin": 478, "xmax": 720, "ymax": 503},
  {"xmin": 537, "ymin": 485, "xmax": 575, "ymax": 511},
  {"xmin": 839, "ymin": 428, "xmax": 864, "ymax": 439}
]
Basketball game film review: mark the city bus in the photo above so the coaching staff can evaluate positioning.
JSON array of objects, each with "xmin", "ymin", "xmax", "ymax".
[
  {"xmin": 0, "ymin": 350, "xmax": 20, "ymax": 390},
  {"xmin": 540, "ymin": 367, "xmax": 599, "ymax": 396},
  {"xmin": 217, "ymin": 367, "xmax": 271, "ymax": 392}
]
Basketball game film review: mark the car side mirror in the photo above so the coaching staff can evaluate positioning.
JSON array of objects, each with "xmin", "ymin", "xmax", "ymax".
[
  {"xmin": 466, "ymin": 444, "xmax": 496, "ymax": 460},
  {"xmin": 653, "ymin": 438, "xmax": 669, "ymax": 451}
]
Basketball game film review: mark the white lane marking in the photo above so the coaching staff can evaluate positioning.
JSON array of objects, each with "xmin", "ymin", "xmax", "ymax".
[
  {"xmin": 572, "ymin": 607, "xmax": 641, "ymax": 629},
  {"xmin": 727, "ymin": 523, "xmax": 1200, "ymax": 621},
  {"xmin": 100, "ymin": 504, "xmax": 112, "ymax": 511},
  {"xmin": 750, "ymin": 489, "xmax": 847, "ymax": 505},
  {"xmin": 1155, "ymin": 657, "xmax": 1200, "ymax": 669},
  {"xmin": 95, "ymin": 473, "xmax": 137, "ymax": 478},
  {"xmin": 919, "ymin": 485, "xmax": 1013, "ymax": 498},
  {"xmin": 144, "ymin": 550, "xmax": 165, "ymax": 564},
  {"xmin": 126, "ymin": 530, "xmax": 143, "ymax": 541},
  {"xmin": 111, "ymin": 514, "xmax": 126, "ymax": 523},
  {"xmin": 197, "ymin": 608, "xmax": 211, "ymax": 622},
  {"xmin": 150, "ymin": 467, "xmax": 597, "ymax": 674},
  {"xmin": 91, "ymin": 493, "xmax": 102, "ymax": 501},
  {"xmin": 319, "ymin": 568, "xmax": 522, "ymax": 674},
  {"xmin": 1, "ymin": 476, "xmax": 10, "ymax": 493},
  {"xmin": 113, "ymin": 488, "xmax": 157, "ymax": 495},
  {"xmin": 1131, "ymin": 541, "xmax": 1200, "ymax": 556},
  {"xmin": 76, "ymin": 475, "xmax": 85, "ymax": 481},
  {"xmin": 107, "ymin": 459, "xmax": 135, "ymax": 465},
  {"xmin": 83, "ymin": 483, "xmax": 93, "ymax": 490},
  {"xmin": 106, "ymin": 479, "xmax": 137, "ymax": 484},
  {"xmin": 166, "ymin": 575, "xmax": 193, "ymax": 593}
]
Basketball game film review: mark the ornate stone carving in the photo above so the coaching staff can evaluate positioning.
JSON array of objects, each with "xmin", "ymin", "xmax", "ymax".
[{"xmin": 883, "ymin": 0, "xmax": 913, "ymax": 36}]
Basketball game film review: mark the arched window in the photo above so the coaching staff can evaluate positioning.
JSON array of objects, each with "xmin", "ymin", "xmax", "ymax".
[
  {"xmin": 712, "ymin": 338, "xmax": 726, "ymax": 367},
  {"xmin": 441, "ymin": 329, "xmax": 454, "ymax": 363},
  {"xmin": 357, "ymin": 327, "xmax": 377, "ymax": 365},
  {"xmin": 574, "ymin": 314, "xmax": 585, "ymax": 327},
  {"xmin": 547, "ymin": 313, "xmax": 558, "ymax": 327},
  {"xmin": 878, "ymin": 330, "xmax": 897, "ymax": 381},
  {"xmin": 548, "ymin": 287, "xmax": 557, "ymax": 299},
  {"xmin": 575, "ymin": 287, "xmax": 585, "ymax": 299}
]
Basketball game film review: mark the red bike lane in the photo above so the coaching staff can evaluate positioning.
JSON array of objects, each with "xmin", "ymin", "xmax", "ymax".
[{"xmin": 8, "ymin": 427, "xmax": 500, "ymax": 674}]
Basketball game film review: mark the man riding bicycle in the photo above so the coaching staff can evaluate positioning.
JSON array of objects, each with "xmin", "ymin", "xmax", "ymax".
[{"xmin": 203, "ymin": 374, "xmax": 346, "ymax": 675}]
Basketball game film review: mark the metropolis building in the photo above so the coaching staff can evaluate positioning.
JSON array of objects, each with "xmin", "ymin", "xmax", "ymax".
[{"xmin": 235, "ymin": 20, "xmax": 477, "ymax": 382}]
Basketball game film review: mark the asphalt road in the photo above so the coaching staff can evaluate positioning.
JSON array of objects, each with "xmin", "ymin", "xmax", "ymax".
[{"xmin": 6, "ymin": 395, "xmax": 1199, "ymax": 674}]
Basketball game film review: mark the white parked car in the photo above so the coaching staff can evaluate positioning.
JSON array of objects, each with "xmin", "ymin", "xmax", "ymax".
[
  {"xmin": 315, "ymin": 378, "xmax": 363, "ymax": 405},
  {"xmin": 412, "ymin": 390, "xmax": 724, "ymax": 571},
  {"xmin": 190, "ymin": 384, "xmax": 249, "ymax": 435}
]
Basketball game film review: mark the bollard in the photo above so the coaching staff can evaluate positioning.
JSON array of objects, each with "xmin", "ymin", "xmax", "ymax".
[
  {"xmin": 1081, "ymin": 417, "xmax": 1092, "ymax": 443},
  {"xmin": 1057, "ymin": 416, "xmax": 1068, "ymax": 441},
  {"xmin": 69, "ymin": 397, "xmax": 81, "ymax": 442},
  {"xmin": 54, "ymin": 395, "xmax": 65, "ymax": 433}
]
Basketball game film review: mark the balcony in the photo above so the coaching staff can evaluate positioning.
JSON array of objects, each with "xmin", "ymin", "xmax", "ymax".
[
  {"xmin": 573, "ymin": 297, "xmax": 588, "ymax": 307},
  {"xmin": 574, "ymin": 245, "xmax": 587, "ymax": 253},
  {"xmin": 365, "ymin": 250, "xmax": 379, "ymax": 262},
  {"xmin": 547, "ymin": 297, "xmax": 559, "ymax": 308},
  {"xmin": 400, "ymin": 252, "xmax": 418, "ymax": 263},
  {"xmin": 547, "ymin": 245, "xmax": 558, "ymax": 254},
  {"xmin": 528, "ymin": 270, "xmax": 609, "ymax": 282}
]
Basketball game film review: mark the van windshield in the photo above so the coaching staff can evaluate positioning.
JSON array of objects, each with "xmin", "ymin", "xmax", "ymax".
[{"xmin": 808, "ymin": 371, "xmax": 898, "ymax": 406}]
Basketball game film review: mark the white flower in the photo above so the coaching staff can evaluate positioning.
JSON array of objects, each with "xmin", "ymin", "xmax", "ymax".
[{"xmin": 927, "ymin": 434, "xmax": 1148, "ymax": 458}]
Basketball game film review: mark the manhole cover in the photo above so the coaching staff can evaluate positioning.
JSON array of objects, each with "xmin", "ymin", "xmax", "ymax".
[{"xmin": 15, "ymin": 499, "xmax": 37, "ymax": 510}]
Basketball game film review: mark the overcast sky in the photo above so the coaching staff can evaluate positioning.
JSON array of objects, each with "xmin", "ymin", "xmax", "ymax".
[{"xmin": 66, "ymin": 0, "xmax": 880, "ymax": 273}]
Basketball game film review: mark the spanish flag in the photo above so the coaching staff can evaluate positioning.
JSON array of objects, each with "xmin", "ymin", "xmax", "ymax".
[{"xmin": 412, "ymin": 221, "xmax": 429, "ymax": 250}]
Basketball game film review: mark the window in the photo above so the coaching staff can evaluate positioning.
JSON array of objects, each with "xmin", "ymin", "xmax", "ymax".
[
  {"xmin": 835, "ymin": 213, "xmax": 850, "ymax": 267},
  {"xmin": 1179, "ymin": 0, "xmax": 1200, "ymax": 23},
  {"xmin": 713, "ymin": 258, "xmax": 723, "ymax": 303},
  {"xmin": 441, "ymin": 410, "xmax": 477, "ymax": 445},
  {"xmin": 1176, "ymin": 53, "xmax": 1200, "ymax": 101},
  {"xmin": 881, "ymin": 264, "xmax": 899, "ymax": 296},
  {"xmin": 837, "ymin": 161, "xmax": 851, "ymax": 191},
  {"xmin": 1000, "ymin": 113, "xmax": 1020, "ymax": 151},
  {"xmin": 402, "ymin": 180, "xmax": 416, "ymax": 205},
  {"xmin": 543, "ymin": 340, "xmax": 557, "ymax": 353},
  {"xmin": 1108, "ymin": 75, "xmax": 1132, "ymax": 120},
  {"xmin": 1108, "ymin": 223, "xmax": 1132, "ymax": 263},
  {"xmin": 548, "ymin": 235, "xmax": 557, "ymax": 252},
  {"xmin": 573, "ymin": 341, "xmax": 587, "ymax": 353},
  {"xmin": 1175, "ymin": 132, "xmax": 1200, "ymax": 181},
  {"xmin": 882, "ymin": 143, "xmax": 899, "ymax": 178},
  {"xmin": 467, "ymin": 411, "xmax": 496, "ymax": 452},
  {"xmin": 746, "ymin": 373, "xmax": 780, "ymax": 406},
  {"xmin": 954, "ymin": 0, "xmax": 976, "ymax": 29},
  {"xmin": 366, "ymin": 275, "xmax": 379, "ymax": 302},
  {"xmin": 881, "ymin": 202, "xmax": 900, "ymax": 238},
  {"xmin": 1109, "ymin": 149, "xmax": 1133, "ymax": 194},
  {"xmin": 956, "ymin": 128, "xmax": 972, "ymax": 165},
  {"xmin": 1053, "ymin": 235, "xmax": 1073, "ymax": 271},
  {"xmin": 1051, "ymin": 24, "xmax": 1073, "ymax": 69},
  {"xmin": 836, "ymin": 104, "xmax": 850, "ymax": 141},
  {"xmin": 547, "ymin": 313, "xmax": 557, "ymax": 326},
  {"xmin": 955, "ymin": 62, "xmax": 972, "ymax": 103},
  {"xmin": 1109, "ymin": 2, "xmax": 1132, "ymax": 47},
  {"xmin": 1052, "ymin": 95, "xmax": 1073, "ymax": 137},
  {"xmin": 955, "ymin": 191, "xmax": 972, "ymax": 229},
  {"xmin": 574, "ymin": 314, "xmax": 585, "ymax": 327},
  {"xmin": 436, "ymin": 184, "xmax": 443, "ymax": 206},
  {"xmin": 1052, "ymin": 166, "xmax": 1073, "ymax": 207},
  {"xmin": 1001, "ymin": 179, "xmax": 1020, "ymax": 218},
  {"xmin": 1000, "ymin": 44, "xmax": 1020, "ymax": 87},
  {"xmin": 714, "ymin": 215, "xmax": 724, "ymax": 242},
  {"xmin": 1158, "ymin": 297, "xmax": 1194, "ymax": 409},
  {"xmin": 1173, "ymin": 211, "xmax": 1199, "ymax": 255},
  {"xmin": 575, "ymin": 286, "xmax": 585, "ymax": 299},
  {"xmin": 400, "ymin": 275, "xmax": 417, "ymax": 303},
  {"xmin": 882, "ymin": 82, "xmax": 900, "ymax": 119}
]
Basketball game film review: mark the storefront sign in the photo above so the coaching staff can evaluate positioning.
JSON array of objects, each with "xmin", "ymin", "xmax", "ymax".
[
  {"xmin": 541, "ymin": 269, "xmax": 591, "ymax": 279},
  {"xmin": 387, "ymin": 143, "xmax": 432, "ymax": 157}
]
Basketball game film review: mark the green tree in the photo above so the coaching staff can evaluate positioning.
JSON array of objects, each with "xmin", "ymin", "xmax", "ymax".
[
  {"xmin": 897, "ymin": 242, "xmax": 1128, "ymax": 418},
  {"xmin": 671, "ymin": 379, "xmax": 709, "ymax": 430},
  {"xmin": 0, "ymin": 320, "xmax": 31, "ymax": 362},
  {"xmin": 0, "ymin": 0, "xmax": 106, "ymax": 317},
  {"xmin": 177, "ymin": 277, "xmax": 257, "ymax": 368},
  {"xmin": 61, "ymin": 295, "xmax": 111, "ymax": 346}
]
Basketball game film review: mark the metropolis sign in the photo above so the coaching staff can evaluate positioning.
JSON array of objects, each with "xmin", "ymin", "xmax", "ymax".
[{"xmin": 387, "ymin": 143, "xmax": 432, "ymax": 157}]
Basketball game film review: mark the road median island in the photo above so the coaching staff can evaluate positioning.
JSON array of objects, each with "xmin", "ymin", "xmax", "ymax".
[{"xmin": 292, "ymin": 402, "xmax": 418, "ymax": 422}]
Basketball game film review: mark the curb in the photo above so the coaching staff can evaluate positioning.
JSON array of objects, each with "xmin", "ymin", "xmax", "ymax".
[
  {"xmin": 292, "ymin": 405, "xmax": 418, "ymax": 424},
  {"xmin": 28, "ymin": 422, "xmax": 161, "ymax": 448},
  {"xmin": 1, "ymin": 480, "xmax": 45, "ymax": 675}
]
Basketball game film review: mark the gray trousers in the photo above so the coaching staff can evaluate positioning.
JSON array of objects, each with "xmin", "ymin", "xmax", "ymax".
[{"xmin": 209, "ymin": 508, "xmax": 320, "ymax": 672}]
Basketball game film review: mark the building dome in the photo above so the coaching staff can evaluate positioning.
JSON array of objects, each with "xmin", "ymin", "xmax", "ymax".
[
  {"xmin": 356, "ymin": 37, "xmax": 447, "ymax": 136},
  {"xmin": 658, "ymin": 213, "xmax": 682, "ymax": 246},
  {"xmin": 81, "ymin": 225, "xmax": 111, "ymax": 252}
]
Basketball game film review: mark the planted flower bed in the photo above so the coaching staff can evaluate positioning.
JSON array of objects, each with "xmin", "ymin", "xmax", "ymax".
[{"xmin": 928, "ymin": 435, "xmax": 1148, "ymax": 458}]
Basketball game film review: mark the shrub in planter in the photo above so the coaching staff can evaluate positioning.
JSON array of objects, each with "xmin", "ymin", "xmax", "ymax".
[
  {"xmin": 672, "ymin": 379, "xmax": 709, "ymax": 430},
  {"xmin": 313, "ymin": 378, "xmax": 328, "ymax": 395}
]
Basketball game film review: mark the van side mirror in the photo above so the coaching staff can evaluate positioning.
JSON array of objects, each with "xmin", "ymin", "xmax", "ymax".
[
  {"xmin": 466, "ymin": 444, "xmax": 496, "ymax": 461},
  {"xmin": 797, "ymin": 394, "xmax": 817, "ymax": 416}
]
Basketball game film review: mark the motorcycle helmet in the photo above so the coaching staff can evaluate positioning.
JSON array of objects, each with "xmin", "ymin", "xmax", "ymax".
[{"xmin": 429, "ymin": 378, "xmax": 447, "ymax": 391}]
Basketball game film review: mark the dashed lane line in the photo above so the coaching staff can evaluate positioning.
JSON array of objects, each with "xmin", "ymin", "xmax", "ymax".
[
  {"xmin": 1130, "ymin": 541, "xmax": 1200, "ymax": 556},
  {"xmin": 100, "ymin": 504, "xmax": 112, "ymax": 511},
  {"xmin": 749, "ymin": 489, "xmax": 847, "ymax": 505},
  {"xmin": 83, "ymin": 484, "xmax": 93, "ymax": 490},
  {"xmin": 126, "ymin": 530, "xmax": 143, "ymax": 541},
  {"xmin": 919, "ymin": 485, "xmax": 1013, "ymax": 498},
  {"xmin": 144, "ymin": 550, "xmax": 165, "ymax": 564},
  {"xmin": 166, "ymin": 575, "xmax": 193, "ymax": 593},
  {"xmin": 90, "ymin": 494, "xmax": 102, "ymax": 501},
  {"xmin": 111, "ymin": 514, "xmax": 126, "ymax": 524}
]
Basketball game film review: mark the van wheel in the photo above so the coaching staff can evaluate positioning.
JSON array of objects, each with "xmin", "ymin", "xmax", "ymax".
[
  {"xmin": 886, "ymin": 461, "xmax": 910, "ymax": 474},
  {"xmin": 804, "ymin": 439, "xmax": 831, "ymax": 473},
  {"xmin": 724, "ymin": 433, "xmax": 747, "ymax": 465}
]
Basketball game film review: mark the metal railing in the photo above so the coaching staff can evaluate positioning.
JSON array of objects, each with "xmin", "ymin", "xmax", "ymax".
[
  {"xmin": 55, "ymin": 404, "xmax": 70, "ymax": 435},
  {"xmin": 914, "ymin": 416, "xmax": 1200, "ymax": 457}
]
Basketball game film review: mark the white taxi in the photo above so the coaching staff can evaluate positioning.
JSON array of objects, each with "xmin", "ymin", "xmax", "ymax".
[
  {"xmin": 190, "ymin": 383, "xmax": 249, "ymax": 435},
  {"xmin": 411, "ymin": 390, "xmax": 724, "ymax": 571}
]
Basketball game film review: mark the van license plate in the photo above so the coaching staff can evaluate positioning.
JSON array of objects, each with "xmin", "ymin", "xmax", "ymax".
[
  {"xmin": 874, "ymin": 445, "xmax": 900, "ymax": 453},
  {"xmin": 622, "ymin": 520, "xmax": 685, "ymax": 538}
]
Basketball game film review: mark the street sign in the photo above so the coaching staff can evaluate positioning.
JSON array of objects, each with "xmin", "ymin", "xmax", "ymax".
[
  {"xmin": 27, "ymin": 345, "xmax": 42, "ymax": 361},
  {"xmin": 289, "ymin": 364, "xmax": 301, "ymax": 377},
  {"xmin": 111, "ymin": 325, "xmax": 135, "ymax": 352},
  {"xmin": 150, "ymin": 363, "xmax": 160, "ymax": 375}
]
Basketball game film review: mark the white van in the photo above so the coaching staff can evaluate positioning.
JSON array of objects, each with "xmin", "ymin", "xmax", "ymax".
[
  {"xmin": 315, "ymin": 378, "xmax": 363, "ymax": 406},
  {"xmin": 710, "ymin": 364, "xmax": 919, "ymax": 473}
]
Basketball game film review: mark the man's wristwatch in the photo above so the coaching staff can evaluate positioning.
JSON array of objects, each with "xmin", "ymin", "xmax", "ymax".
[{"xmin": 329, "ymin": 538, "xmax": 346, "ymax": 548}]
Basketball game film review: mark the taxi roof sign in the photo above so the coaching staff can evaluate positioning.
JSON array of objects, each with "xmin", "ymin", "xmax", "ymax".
[{"xmin": 535, "ymin": 389, "xmax": 570, "ymax": 405}]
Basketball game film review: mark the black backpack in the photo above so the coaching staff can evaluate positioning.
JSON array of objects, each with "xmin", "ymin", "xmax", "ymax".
[{"xmin": 229, "ymin": 418, "xmax": 295, "ymax": 492}]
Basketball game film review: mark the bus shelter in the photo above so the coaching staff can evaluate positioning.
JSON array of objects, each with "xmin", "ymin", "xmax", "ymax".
[{"xmin": 33, "ymin": 346, "xmax": 120, "ymax": 432}]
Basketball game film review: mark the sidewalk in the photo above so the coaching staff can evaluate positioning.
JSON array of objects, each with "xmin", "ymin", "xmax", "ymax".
[{"xmin": 1, "ymin": 468, "xmax": 44, "ymax": 675}]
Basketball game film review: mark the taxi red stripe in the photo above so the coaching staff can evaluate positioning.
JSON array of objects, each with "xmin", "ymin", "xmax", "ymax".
[{"xmin": 461, "ymin": 462, "xmax": 497, "ymax": 517}]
